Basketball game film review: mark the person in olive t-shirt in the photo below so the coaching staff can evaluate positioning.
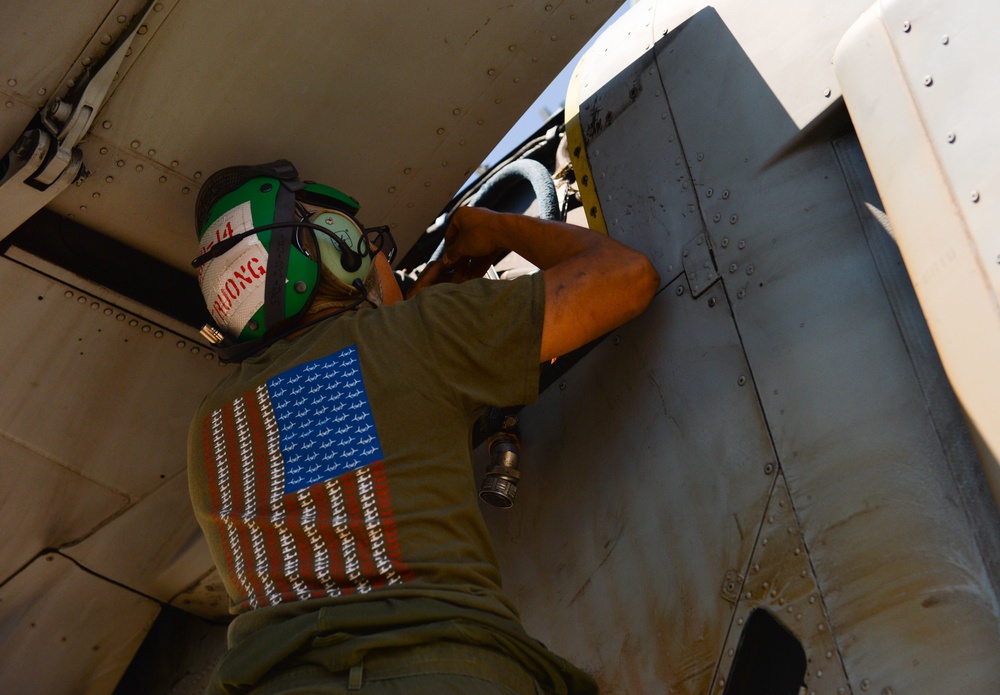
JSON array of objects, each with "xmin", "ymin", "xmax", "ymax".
[{"xmin": 188, "ymin": 174, "xmax": 659, "ymax": 694}]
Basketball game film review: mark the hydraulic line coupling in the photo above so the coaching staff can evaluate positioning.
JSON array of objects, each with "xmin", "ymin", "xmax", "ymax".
[{"xmin": 480, "ymin": 415, "xmax": 521, "ymax": 508}]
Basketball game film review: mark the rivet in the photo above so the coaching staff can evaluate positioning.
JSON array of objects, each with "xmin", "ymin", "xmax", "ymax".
[
  {"xmin": 154, "ymin": 330, "xmax": 163, "ymax": 338},
  {"xmin": 714, "ymin": 213, "xmax": 722, "ymax": 223},
  {"xmin": 99, "ymin": 147, "xmax": 108, "ymax": 155},
  {"xmin": 838, "ymin": 689, "xmax": 847, "ymax": 695},
  {"xmin": 882, "ymin": 688, "xmax": 893, "ymax": 695},
  {"xmin": 861, "ymin": 680, "xmax": 871, "ymax": 691},
  {"xmin": 947, "ymin": 132, "xmax": 956, "ymax": 143},
  {"xmin": 130, "ymin": 140, "xmax": 140, "ymax": 149},
  {"xmin": 90, "ymin": 301, "xmax": 100, "ymax": 310},
  {"xmin": 761, "ymin": 537, "xmax": 768, "ymax": 546},
  {"xmin": 4, "ymin": 101, "xmax": 12, "ymax": 108},
  {"xmin": 729, "ymin": 263, "xmax": 737, "ymax": 273},
  {"xmin": 796, "ymin": 613, "xmax": 802, "ymax": 621},
  {"xmin": 544, "ymin": 3, "xmax": 553, "ymax": 9},
  {"xmin": 613, "ymin": 335, "xmax": 621, "ymax": 345},
  {"xmin": 294, "ymin": 281, "xmax": 307, "ymax": 293},
  {"xmin": 408, "ymin": 202, "xmax": 415, "ymax": 208},
  {"xmin": 720, "ymin": 237, "xmax": 728, "ymax": 247},
  {"xmin": 818, "ymin": 623, "xmax": 826, "ymax": 632},
  {"xmin": 675, "ymin": 157, "xmax": 681, "ymax": 166},
  {"xmin": 170, "ymin": 160, "xmax": 179, "ymax": 168},
  {"xmin": 79, "ymin": 205, "xmax": 87, "ymax": 211},
  {"xmin": 37, "ymin": 87, "xmax": 47, "ymax": 96},
  {"xmin": 154, "ymin": 2, "xmax": 163, "ymax": 10},
  {"xmin": 809, "ymin": 596, "xmax": 816, "ymax": 604},
  {"xmin": 387, "ymin": 186, "xmax": 396, "ymax": 194},
  {"xmin": 721, "ymin": 190, "xmax": 730, "ymax": 199},
  {"xmin": 702, "ymin": 260, "xmax": 709, "ymax": 269},
  {"xmin": 730, "ymin": 214, "xmax": 738, "ymax": 224},
  {"xmin": 764, "ymin": 463, "xmax": 774, "ymax": 474},
  {"xmin": 744, "ymin": 591, "xmax": 752, "ymax": 599},
  {"xmin": 141, "ymin": 325, "xmax": 151, "ymax": 333},
  {"xmin": 176, "ymin": 340, "xmax": 186, "ymax": 349},
  {"xmin": 708, "ymin": 297, "xmax": 717, "ymax": 308},
  {"xmin": 117, "ymin": 14, "xmax": 127, "ymax": 22},
  {"xmin": 706, "ymin": 188, "xmax": 714, "ymax": 198},
  {"xmin": 683, "ymin": 249, "xmax": 690, "ymax": 258},
  {"xmin": 159, "ymin": 176, "xmax": 167, "ymax": 183},
  {"xmin": 922, "ymin": 74, "xmax": 935, "ymax": 87},
  {"xmin": 147, "ymin": 149, "xmax": 156, "ymax": 156},
  {"xmin": 436, "ymin": 127, "xmax": 445, "ymax": 135},
  {"xmin": 903, "ymin": 20, "xmax": 911, "ymax": 32},
  {"xmin": 82, "ymin": 57, "xmax": 92, "ymax": 66},
  {"xmin": 824, "ymin": 88, "xmax": 832, "ymax": 98},
  {"xmin": 746, "ymin": 265, "xmax": 754, "ymax": 275},
  {"xmin": 103, "ymin": 308, "xmax": 113, "ymax": 316},
  {"xmin": 513, "ymin": 77, "xmax": 521, "ymax": 84},
  {"xmin": 100, "ymin": 34, "xmax": 113, "ymax": 46},
  {"xmin": 138, "ymin": 25, "xmax": 148, "ymax": 35},
  {"xmin": 971, "ymin": 191, "xmax": 980, "ymax": 203},
  {"xmin": 762, "ymin": 581, "xmax": 770, "ymax": 589},
  {"xmin": 190, "ymin": 346, "xmax": 200, "ymax": 354},
  {"xmin": 697, "ymin": 152, "xmax": 704, "ymax": 161},
  {"xmin": 102, "ymin": 121, "xmax": 112, "ymax": 129},
  {"xmin": 116, "ymin": 313, "xmax": 126, "ymax": 321},
  {"xmin": 559, "ymin": 381, "xmax": 568, "ymax": 391},
  {"xmin": 116, "ymin": 160, "xmax": 125, "ymax": 167},
  {"xmin": 135, "ymin": 164, "xmax": 143, "ymax": 172},
  {"xmin": 6, "ymin": 78, "xmax": 15, "ymax": 87},
  {"xmin": 182, "ymin": 187, "xmax": 190, "ymax": 194},
  {"xmin": 452, "ymin": 107, "xmax": 461, "ymax": 116},
  {"xmin": 403, "ymin": 167, "xmax": 413, "ymax": 175},
  {"xmin": 92, "ymin": 192, "xmax": 100, "ymax": 199},
  {"xmin": 738, "ymin": 240, "xmax": 746, "ymax": 249},
  {"xmin": 794, "ymin": 547, "xmax": 801, "ymax": 555},
  {"xmin": 205, "ymin": 353, "xmax": 214, "ymax": 360},
  {"xmin": 676, "ymin": 286, "xmax": 685, "ymax": 296},
  {"xmin": 737, "ymin": 289, "xmax": 746, "ymax": 299},
  {"xmin": 477, "ymin": 119, "xmax": 484, "ymax": 125},
  {"xmin": 194, "ymin": 171, "xmax": 202, "ymax": 179},
  {"xmin": 728, "ymin": 649, "xmax": 734, "ymax": 656},
  {"xmin": 128, "ymin": 319, "xmax": 138, "ymax": 327},
  {"xmin": 941, "ymin": 35, "xmax": 949, "ymax": 45},
  {"xmin": 801, "ymin": 569, "xmax": 808, "ymax": 577},
  {"xmin": 76, "ymin": 296, "xmax": 87, "ymax": 304},
  {"xmin": 508, "ymin": 44, "xmax": 516, "ymax": 52},
  {"xmin": 550, "ymin": 35, "xmax": 557, "ymax": 41},
  {"xmin": 487, "ymin": 68, "xmax": 496, "ymax": 76}
]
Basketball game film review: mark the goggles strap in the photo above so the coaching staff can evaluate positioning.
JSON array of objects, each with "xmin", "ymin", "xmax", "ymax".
[{"xmin": 263, "ymin": 182, "xmax": 300, "ymax": 332}]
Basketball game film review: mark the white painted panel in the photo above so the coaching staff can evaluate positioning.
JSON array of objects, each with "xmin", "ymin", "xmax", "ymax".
[
  {"xmin": 0, "ymin": 434, "xmax": 127, "ymax": 582},
  {"xmin": 65, "ymin": 470, "xmax": 214, "ymax": 605},
  {"xmin": 0, "ymin": 553, "xmax": 160, "ymax": 694}
]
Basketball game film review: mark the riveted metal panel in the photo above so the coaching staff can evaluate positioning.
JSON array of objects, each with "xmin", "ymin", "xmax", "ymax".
[
  {"xmin": 64, "ymin": 470, "xmax": 214, "ymax": 605},
  {"xmin": 713, "ymin": 474, "xmax": 849, "ymax": 695},
  {"xmin": 0, "ymin": 553, "xmax": 160, "ymax": 694},
  {"xmin": 0, "ymin": 435, "xmax": 128, "ymax": 583},
  {"xmin": 643, "ymin": 8, "xmax": 1000, "ymax": 693},
  {"xmin": 482, "ymin": 278, "xmax": 779, "ymax": 694},
  {"xmin": 41, "ymin": 0, "xmax": 622, "ymax": 270},
  {"xmin": 0, "ymin": 258, "xmax": 226, "ymax": 499},
  {"xmin": 571, "ymin": 1, "xmax": 699, "ymax": 285}
]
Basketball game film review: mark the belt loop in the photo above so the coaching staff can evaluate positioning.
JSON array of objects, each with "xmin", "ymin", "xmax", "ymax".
[{"xmin": 347, "ymin": 662, "xmax": 364, "ymax": 691}]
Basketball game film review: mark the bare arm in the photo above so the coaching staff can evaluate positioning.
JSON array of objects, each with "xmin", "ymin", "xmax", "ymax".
[{"xmin": 424, "ymin": 207, "xmax": 659, "ymax": 362}]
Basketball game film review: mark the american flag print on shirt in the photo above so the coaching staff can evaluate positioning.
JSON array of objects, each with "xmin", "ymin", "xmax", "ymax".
[{"xmin": 201, "ymin": 345, "xmax": 410, "ymax": 611}]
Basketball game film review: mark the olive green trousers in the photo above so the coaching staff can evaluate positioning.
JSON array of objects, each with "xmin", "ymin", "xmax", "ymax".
[{"xmin": 252, "ymin": 641, "xmax": 546, "ymax": 694}]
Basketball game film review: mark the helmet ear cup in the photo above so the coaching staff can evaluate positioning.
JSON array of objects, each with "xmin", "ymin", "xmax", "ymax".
[{"xmin": 312, "ymin": 212, "xmax": 372, "ymax": 285}]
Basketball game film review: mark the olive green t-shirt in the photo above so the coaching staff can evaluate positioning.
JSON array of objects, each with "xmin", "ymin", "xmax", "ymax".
[{"xmin": 188, "ymin": 274, "xmax": 596, "ymax": 693}]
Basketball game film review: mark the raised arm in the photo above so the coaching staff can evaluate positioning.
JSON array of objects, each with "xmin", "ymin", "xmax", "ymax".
[{"xmin": 433, "ymin": 206, "xmax": 660, "ymax": 362}]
